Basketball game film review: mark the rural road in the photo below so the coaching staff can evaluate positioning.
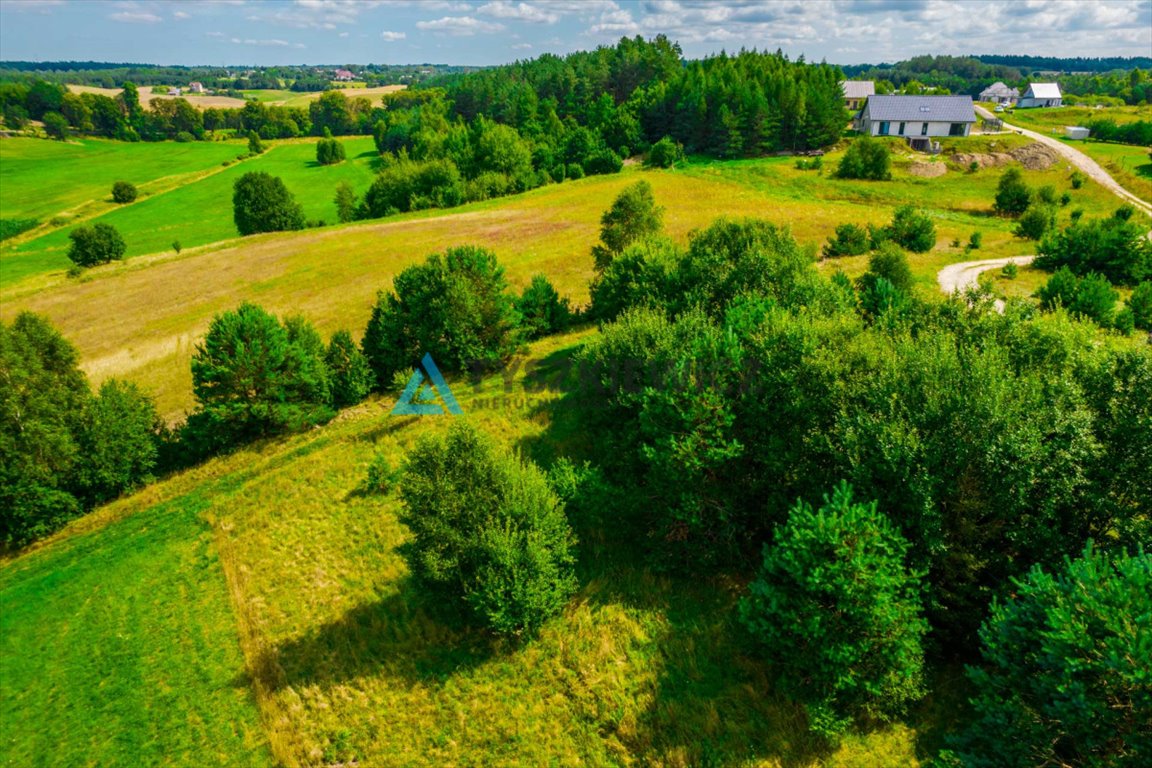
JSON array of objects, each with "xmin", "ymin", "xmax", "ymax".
[
  {"xmin": 974, "ymin": 105, "xmax": 1152, "ymax": 217},
  {"xmin": 937, "ymin": 255, "xmax": 1035, "ymax": 311}
]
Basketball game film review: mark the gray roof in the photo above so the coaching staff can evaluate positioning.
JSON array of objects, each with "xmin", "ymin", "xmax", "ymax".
[
  {"xmin": 864, "ymin": 95, "xmax": 976, "ymax": 123},
  {"xmin": 980, "ymin": 81, "xmax": 1018, "ymax": 96},
  {"xmin": 841, "ymin": 80, "xmax": 875, "ymax": 99}
]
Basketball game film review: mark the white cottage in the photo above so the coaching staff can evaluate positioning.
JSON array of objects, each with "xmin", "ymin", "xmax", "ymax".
[
  {"xmin": 857, "ymin": 95, "xmax": 976, "ymax": 140},
  {"xmin": 1017, "ymin": 83, "xmax": 1062, "ymax": 108},
  {"xmin": 978, "ymin": 81, "xmax": 1019, "ymax": 104}
]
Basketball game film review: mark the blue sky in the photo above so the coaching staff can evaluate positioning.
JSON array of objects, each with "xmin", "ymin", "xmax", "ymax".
[{"xmin": 1, "ymin": 0, "xmax": 1150, "ymax": 67}]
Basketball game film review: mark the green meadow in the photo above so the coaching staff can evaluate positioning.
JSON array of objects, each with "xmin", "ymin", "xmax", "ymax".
[
  {"xmin": 1, "ymin": 330, "xmax": 958, "ymax": 767},
  {"xmin": 0, "ymin": 137, "xmax": 382, "ymax": 289}
]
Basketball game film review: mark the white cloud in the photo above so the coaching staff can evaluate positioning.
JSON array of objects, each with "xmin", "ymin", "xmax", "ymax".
[
  {"xmin": 380, "ymin": 30, "xmax": 407, "ymax": 41},
  {"xmin": 109, "ymin": 11, "xmax": 162, "ymax": 23},
  {"xmin": 478, "ymin": 1, "xmax": 560, "ymax": 24},
  {"xmin": 416, "ymin": 15, "xmax": 505, "ymax": 35},
  {"xmin": 173, "ymin": 10, "xmax": 191, "ymax": 20},
  {"xmin": 230, "ymin": 37, "xmax": 304, "ymax": 48},
  {"xmin": 512, "ymin": 42, "xmax": 533, "ymax": 50}
]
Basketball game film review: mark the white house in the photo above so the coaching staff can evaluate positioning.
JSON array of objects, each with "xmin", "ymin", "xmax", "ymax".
[
  {"xmin": 978, "ymin": 81, "xmax": 1019, "ymax": 104},
  {"xmin": 188, "ymin": 81, "xmax": 205, "ymax": 94},
  {"xmin": 333, "ymin": 69, "xmax": 356, "ymax": 82},
  {"xmin": 857, "ymin": 95, "xmax": 977, "ymax": 141},
  {"xmin": 841, "ymin": 80, "xmax": 875, "ymax": 112},
  {"xmin": 1017, "ymin": 83, "xmax": 1062, "ymax": 108}
]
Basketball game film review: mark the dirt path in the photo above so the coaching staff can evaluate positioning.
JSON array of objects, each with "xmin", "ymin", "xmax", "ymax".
[
  {"xmin": 937, "ymin": 255, "xmax": 1035, "ymax": 311},
  {"xmin": 974, "ymin": 105, "xmax": 1152, "ymax": 216}
]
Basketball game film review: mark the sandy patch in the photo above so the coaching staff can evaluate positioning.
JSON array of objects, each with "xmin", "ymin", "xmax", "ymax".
[
  {"xmin": 908, "ymin": 162, "xmax": 947, "ymax": 178},
  {"xmin": 67, "ymin": 84, "xmax": 248, "ymax": 109},
  {"xmin": 950, "ymin": 142, "xmax": 1059, "ymax": 171}
]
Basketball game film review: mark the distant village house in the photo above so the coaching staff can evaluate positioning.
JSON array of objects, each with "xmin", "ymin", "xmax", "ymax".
[
  {"xmin": 333, "ymin": 69, "xmax": 356, "ymax": 81},
  {"xmin": 978, "ymin": 81, "xmax": 1019, "ymax": 104},
  {"xmin": 841, "ymin": 80, "xmax": 875, "ymax": 112},
  {"xmin": 857, "ymin": 95, "xmax": 976, "ymax": 151},
  {"xmin": 188, "ymin": 82, "xmax": 205, "ymax": 94},
  {"xmin": 1017, "ymin": 83, "xmax": 1062, "ymax": 108}
]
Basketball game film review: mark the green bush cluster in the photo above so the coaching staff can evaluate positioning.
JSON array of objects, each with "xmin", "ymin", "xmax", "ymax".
[{"xmin": 834, "ymin": 135, "xmax": 892, "ymax": 180}]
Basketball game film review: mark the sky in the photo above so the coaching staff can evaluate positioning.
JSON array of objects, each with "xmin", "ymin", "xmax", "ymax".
[{"xmin": 1, "ymin": 0, "xmax": 1150, "ymax": 67}]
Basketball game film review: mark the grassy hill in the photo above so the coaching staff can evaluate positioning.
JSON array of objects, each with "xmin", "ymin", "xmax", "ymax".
[
  {"xmin": 2, "ymin": 135, "xmax": 1134, "ymax": 420},
  {"xmin": 2, "ymin": 329, "xmax": 953, "ymax": 767}
]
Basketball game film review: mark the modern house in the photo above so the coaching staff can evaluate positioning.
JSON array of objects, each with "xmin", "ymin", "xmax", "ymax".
[
  {"xmin": 841, "ymin": 80, "xmax": 875, "ymax": 111},
  {"xmin": 1017, "ymin": 83, "xmax": 1062, "ymax": 108},
  {"xmin": 333, "ymin": 69, "xmax": 356, "ymax": 81},
  {"xmin": 978, "ymin": 81, "xmax": 1019, "ymax": 104},
  {"xmin": 857, "ymin": 95, "xmax": 977, "ymax": 147}
]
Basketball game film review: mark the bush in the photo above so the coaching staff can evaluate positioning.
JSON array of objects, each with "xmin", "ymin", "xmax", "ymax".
[
  {"xmin": 67, "ymin": 222, "xmax": 126, "ymax": 267},
  {"xmin": 184, "ymin": 303, "xmax": 332, "ymax": 455},
  {"xmin": 334, "ymin": 182, "xmax": 357, "ymax": 224},
  {"xmin": 739, "ymin": 482, "xmax": 927, "ymax": 737},
  {"xmin": 1114, "ymin": 204, "xmax": 1135, "ymax": 221},
  {"xmin": 247, "ymin": 130, "xmax": 264, "ymax": 155},
  {"xmin": 953, "ymin": 546, "xmax": 1152, "ymax": 767},
  {"xmin": 588, "ymin": 238, "xmax": 678, "ymax": 323},
  {"xmin": 1035, "ymin": 215, "xmax": 1151, "ymax": 286},
  {"xmin": 42, "ymin": 111, "xmax": 68, "ymax": 140},
  {"xmin": 822, "ymin": 223, "xmax": 869, "ymax": 259},
  {"xmin": 399, "ymin": 422, "xmax": 577, "ymax": 636},
  {"xmin": 884, "ymin": 205, "xmax": 937, "ymax": 253},
  {"xmin": 361, "ymin": 245, "xmax": 521, "ymax": 386},
  {"xmin": 834, "ymin": 135, "xmax": 892, "ymax": 180},
  {"xmin": 1014, "ymin": 204, "xmax": 1056, "ymax": 240},
  {"xmin": 175, "ymin": 131, "xmax": 195, "ymax": 143},
  {"xmin": 1002, "ymin": 262, "xmax": 1018, "ymax": 279},
  {"xmin": 591, "ymin": 180, "xmax": 664, "ymax": 271},
  {"xmin": 994, "ymin": 167, "xmax": 1032, "ymax": 216},
  {"xmin": 1070, "ymin": 171, "xmax": 1084, "ymax": 189},
  {"xmin": 358, "ymin": 157, "xmax": 463, "ymax": 218},
  {"xmin": 644, "ymin": 136, "xmax": 685, "ymax": 168},
  {"xmin": 1036, "ymin": 266, "xmax": 1081, "ymax": 310},
  {"xmin": 324, "ymin": 329, "xmax": 373, "ymax": 408},
  {"xmin": 583, "ymin": 147, "xmax": 623, "ymax": 175},
  {"xmin": 1059, "ymin": 191, "xmax": 1071, "ymax": 206},
  {"xmin": 1127, "ymin": 281, "xmax": 1152, "ymax": 331},
  {"xmin": 316, "ymin": 134, "xmax": 345, "ymax": 165},
  {"xmin": 111, "ymin": 180, "xmax": 138, "ymax": 204},
  {"xmin": 859, "ymin": 242, "xmax": 914, "ymax": 294},
  {"xmin": 968, "ymin": 231, "xmax": 982, "ymax": 250},
  {"xmin": 1035, "ymin": 184, "xmax": 1057, "ymax": 205},
  {"xmin": 1071, "ymin": 272, "xmax": 1119, "ymax": 327},
  {"xmin": 232, "ymin": 172, "xmax": 305, "ymax": 236},
  {"xmin": 362, "ymin": 451, "xmax": 397, "ymax": 494},
  {"xmin": 516, "ymin": 275, "xmax": 572, "ymax": 340},
  {"xmin": 172, "ymin": 240, "xmax": 182, "ymax": 254}
]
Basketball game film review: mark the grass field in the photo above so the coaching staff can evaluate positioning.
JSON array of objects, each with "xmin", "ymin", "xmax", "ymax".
[
  {"xmin": 0, "ymin": 136, "xmax": 382, "ymax": 289},
  {"xmin": 2, "ymin": 136, "xmax": 1139, "ymax": 421},
  {"xmin": 999, "ymin": 104, "xmax": 1152, "ymax": 202},
  {"xmin": 1, "ymin": 329, "xmax": 959, "ymax": 767}
]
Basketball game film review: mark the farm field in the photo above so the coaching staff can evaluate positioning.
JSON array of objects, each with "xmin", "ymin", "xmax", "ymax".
[
  {"xmin": 66, "ymin": 83, "xmax": 248, "ymax": 109},
  {"xmin": 0, "ymin": 136, "xmax": 382, "ymax": 289},
  {"xmin": 0, "ymin": 327, "xmax": 956, "ymax": 768},
  {"xmin": 2, "ymin": 135, "xmax": 1137, "ymax": 421}
]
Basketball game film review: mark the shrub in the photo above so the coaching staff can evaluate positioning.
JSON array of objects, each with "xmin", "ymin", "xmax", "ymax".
[
  {"xmin": 399, "ymin": 422, "xmax": 577, "ymax": 636},
  {"xmin": 968, "ymin": 231, "xmax": 982, "ymax": 250},
  {"xmin": 42, "ymin": 111, "xmax": 68, "ymax": 140},
  {"xmin": 822, "ymin": 223, "xmax": 870, "ymax": 259},
  {"xmin": 111, "ymin": 180, "xmax": 138, "ymax": 204},
  {"xmin": 232, "ymin": 172, "xmax": 305, "ymax": 236},
  {"xmin": 1071, "ymin": 272, "xmax": 1119, "ymax": 327},
  {"xmin": 324, "ymin": 329, "xmax": 373, "ymax": 408},
  {"xmin": 589, "ymin": 238, "xmax": 678, "ymax": 322},
  {"xmin": 953, "ymin": 546, "xmax": 1152, "ymax": 767},
  {"xmin": 834, "ymin": 135, "xmax": 892, "ymax": 180},
  {"xmin": 1002, "ymin": 262, "xmax": 1018, "ymax": 279},
  {"xmin": 1069, "ymin": 171, "xmax": 1084, "ymax": 189},
  {"xmin": 334, "ymin": 182, "xmax": 357, "ymax": 223},
  {"xmin": 994, "ymin": 167, "xmax": 1032, "ymax": 216},
  {"xmin": 859, "ymin": 242, "xmax": 914, "ymax": 294},
  {"xmin": 172, "ymin": 240, "xmax": 182, "ymax": 254},
  {"xmin": 67, "ymin": 222, "xmax": 126, "ymax": 267},
  {"xmin": 644, "ymin": 136, "xmax": 685, "ymax": 168},
  {"xmin": 1035, "ymin": 215, "xmax": 1151, "ymax": 286},
  {"xmin": 739, "ymin": 482, "xmax": 927, "ymax": 737},
  {"xmin": 1036, "ymin": 266, "xmax": 1081, "ymax": 310},
  {"xmin": 1127, "ymin": 281, "xmax": 1152, "ymax": 330},
  {"xmin": 1059, "ymin": 191, "xmax": 1071, "ymax": 206},
  {"xmin": 583, "ymin": 147, "xmax": 623, "ymax": 175},
  {"xmin": 362, "ymin": 245, "xmax": 521, "ymax": 386},
  {"xmin": 175, "ymin": 131, "xmax": 195, "ymax": 143},
  {"xmin": 1114, "ymin": 204, "xmax": 1135, "ymax": 221},
  {"xmin": 316, "ymin": 134, "xmax": 345, "ymax": 165},
  {"xmin": 1035, "ymin": 184, "xmax": 1057, "ymax": 205},
  {"xmin": 184, "ymin": 303, "xmax": 332, "ymax": 455},
  {"xmin": 362, "ymin": 451, "xmax": 397, "ymax": 494},
  {"xmin": 516, "ymin": 275, "xmax": 572, "ymax": 340},
  {"xmin": 591, "ymin": 180, "xmax": 664, "ymax": 271},
  {"xmin": 1014, "ymin": 204, "xmax": 1056, "ymax": 240},
  {"xmin": 247, "ymin": 130, "xmax": 264, "ymax": 155},
  {"xmin": 884, "ymin": 205, "xmax": 937, "ymax": 253},
  {"xmin": 565, "ymin": 162, "xmax": 584, "ymax": 180},
  {"xmin": 358, "ymin": 157, "xmax": 463, "ymax": 218}
]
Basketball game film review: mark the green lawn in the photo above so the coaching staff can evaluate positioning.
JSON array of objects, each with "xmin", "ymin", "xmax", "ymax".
[
  {"xmin": 0, "ymin": 482, "xmax": 271, "ymax": 767},
  {"xmin": 0, "ymin": 137, "xmax": 382, "ymax": 289},
  {"xmin": 0, "ymin": 137, "xmax": 245, "ymax": 222}
]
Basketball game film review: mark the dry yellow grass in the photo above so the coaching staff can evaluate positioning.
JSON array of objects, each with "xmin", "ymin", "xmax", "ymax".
[{"xmin": 67, "ymin": 84, "xmax": 248, "ymax": 109}]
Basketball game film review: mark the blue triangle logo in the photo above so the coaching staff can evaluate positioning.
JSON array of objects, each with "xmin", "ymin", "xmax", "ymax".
[{"xmin": 391, "ymin": 353, "xmax": 463, "ymax": 416}]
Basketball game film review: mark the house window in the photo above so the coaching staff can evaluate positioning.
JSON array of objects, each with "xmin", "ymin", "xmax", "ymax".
[
  {"xmin": 949, "ymin": 123, "xmax": 966, "ymax": 136},
  {"xmin": 921, "ymin": 123, "xmax": 929, "ymax": 135},
  {"xmin": 879, "ymin": 121, "xmax": 890, "ymax": 136},
  {"xmin": 898, "ymin": 122, "xmax": 906, "ymax": 135}
]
